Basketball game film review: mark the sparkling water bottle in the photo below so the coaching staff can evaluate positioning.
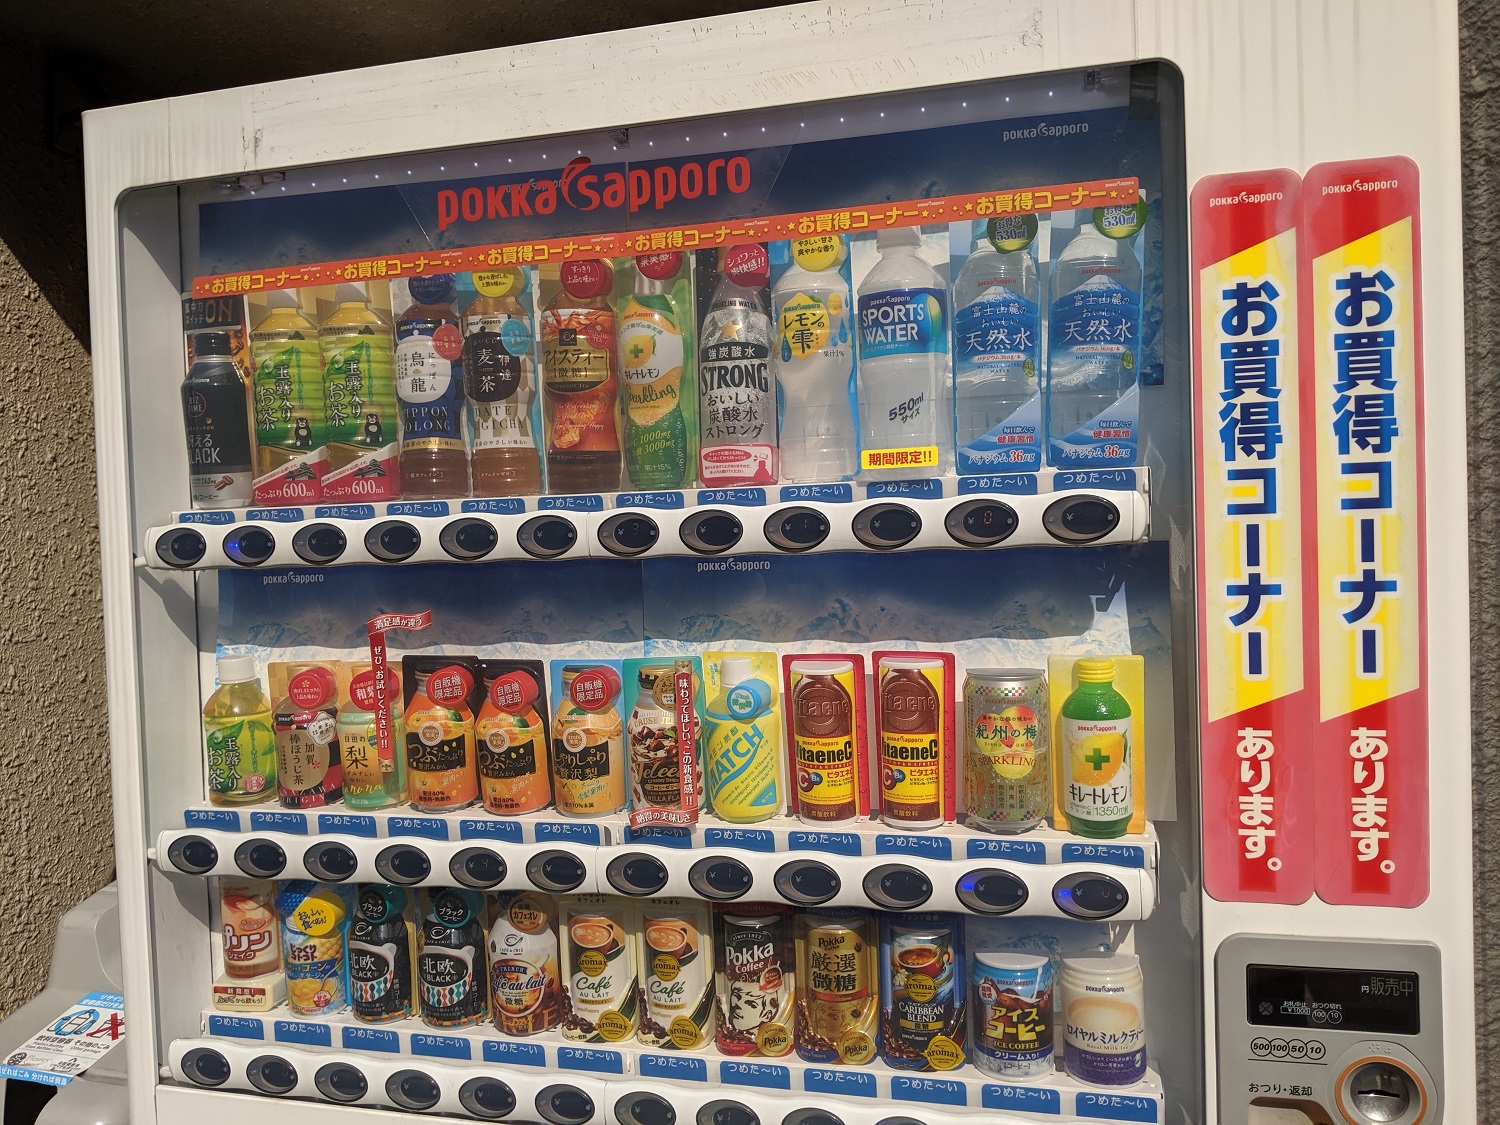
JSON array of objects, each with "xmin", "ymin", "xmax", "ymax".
[{"xmin": 772, "ymin": 253, "xmax": 856, "ymax": 482}]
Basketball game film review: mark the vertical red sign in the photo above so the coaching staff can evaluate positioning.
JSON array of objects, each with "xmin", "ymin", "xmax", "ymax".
[
  {"xmin": 1192, "ymin": 170, "xmax": 1316, "ymax": 903},
  {"xmin": 1301, "ymin": 158, "xmax": 1428, "ymax": 906}
]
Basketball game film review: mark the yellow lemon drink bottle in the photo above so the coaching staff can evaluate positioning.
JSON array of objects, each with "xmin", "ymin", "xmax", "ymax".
[{"xmin": 1061, "ymin": 658, "xmax": 1133, "ymax": 839}]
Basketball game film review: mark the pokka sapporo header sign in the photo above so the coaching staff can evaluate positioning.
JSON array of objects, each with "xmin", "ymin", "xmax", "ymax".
[{"xmin": 190, "ymin": 175, "xmax": 1137, "ymax": 298}]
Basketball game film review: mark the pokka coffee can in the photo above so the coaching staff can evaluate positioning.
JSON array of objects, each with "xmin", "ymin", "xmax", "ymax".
[
  {"xmin": 971, "ymin": 951, "xmax": 1054, "ymax": 1079},
  {"xmin": 715, "ymin": 904, "xmax": 795, "ymax": 1057},
  {"xmin": 417, "ymin": 887, "xmax": 489, "ymax": 1029},
  {"xmin": 795, "ymin": 908, "xmax": 878, "ymax": 1065},
  {"xmin": 348, "ymin": 883, "xmax": 416, "ymax": 1023},
  {"xmin": 964, "ymin": 669, "xmax": 1051, "ymax": 833},
  {"xmin": 639, "ymin": 899, "xmax": 715, "ymax": 1050},
  {"xmin": 487, "ymin": 890, "xmax": 562, "ymax": 1036},
  {"xmin": 879, "ymin": 913, "xmax": 966, "ymax": 1071},
  {"xmin": 561, "ymin": 897, "xmax": 639, "ymax": 1042},
  {"xmin": 1059, "ymin": 953, "xmax": 1148, "ymax": 1086}
]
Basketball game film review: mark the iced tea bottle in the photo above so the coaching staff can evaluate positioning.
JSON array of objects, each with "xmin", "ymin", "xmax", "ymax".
[
  {"xmin": 463, "ymin": 268, "xmax": 543, "ymax": 496},
  {"xmin": 250, "ymin": 290, "xmax": 323, "ymax": 474},
  {"xmin": 321, "ymin": 282, "xmax": 398, "ymax": 471},
  {"xmin": 397, "ymin": 273, "xmax": 470, "ymax": 498},
  {"xmin": 203, "ymin": 654, "xmax": 276, "ymax": 806},
  {"xmin": 541, "ymin": 259, "xmax": 621, "ymax": 493}
]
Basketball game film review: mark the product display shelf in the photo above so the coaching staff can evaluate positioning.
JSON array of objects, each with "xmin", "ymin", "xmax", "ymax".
[
  {"xmin": 187, "ymin": 1012, "xmax": 1167, "ymax": 1123},
  {"xmin": 143, "ymin": 473, "xmax": 1151, "ymax": 571}
]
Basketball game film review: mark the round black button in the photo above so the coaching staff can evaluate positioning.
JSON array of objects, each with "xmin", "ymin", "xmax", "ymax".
[
  {"xmin": 605, "ymin": 852, "xmax": 669, "ymax": 896},
  {"xmin": 315, "ymin": 1063, "xmax": 367, "ymax": 1103},
  {"xmin": 688, "ymin": 856, "xmax": 753, "ymax": 900},
  {"xmin": 451, "ymin": 846, "xmax": 508, "ymax": 889},
  {"xmin": 527, "ymin": 850, "xmax": 586, "ymax": 893},
  {"xmin": 460, "ymin": 1076, "xmax": 518, "ymax": 1119},
  {"xmin": 518, "ymin": 515, "xmax": 578, "ymax": 559},
  {"xmin": 538, "ymin": 1084, "xmax": 596, "ymax": 1125},
  {"xmin": 784, "ymin": 1112, "xmax": 843, "ymax": 1125},
  {"xmin": 875, "ymin": 1118, "xmax": 929, "ymax": 1125},
  {"xmin": 181, "ymin": 1047, "xmax": 230, "ymax": 1087},
  {"xmin": 773, "ymin": 860, "xmax": 841, "ymax": 906},
  {"xmin": 303, "ymin": 842, "xmax": 357, "ymax": 882},
  {"xmin": 599, "ymin": 513, "xmax": 660, "ymax": 557},
  {"xmin": 234, "ymin": 838, "xmax": 286, "ymax": 878},
  {"xmin": 698, "ymin": 1102, "xmax": 759, "ymax": 1125},
  {"xmin": 944, "ymin": 498, "xmax": 1020, "ymax": 547},
  {"xmin": 440, "ymin": 517, "xmax": 500, "ymax": 561},
  {"xmin": 862, "ymin": 863, "xmax": 932, "ymax": 909},
  {"xmin": 1042, "ymin": 495, "xmax": 1121, "ymax": 544},
  {"xmin": 292, "ymin": 523, "xmax": 346, "ymax": 564},
  {"xmin": 955, "ymin": 868, "xmax": 1030, "ymax": 915},
  {"xmin": 167, "ymin": 835, "xmax": 218, "ymax": 874},
  {"xmin": 157, "ymin": 528, "xmax": 207, "ymax": 568},
  {"xmin": 223, "ymin": 526, "xmax": 276, "ymax": 566},
  {"xmin": 374, "ymin": 844, "xmax": 431, "ymax": 886},
  {"xmin": 386, "ymin": 1070, "xmax": 441, "ymax": 1111},
  {"xmin": 852, "ymin": 503, "xmax": 921, "ymax": 550},
  {"xmin": 1053, "ymin": 871, "xmax": 1129, "ymax": 919},
  {"xmin": 682, "ymin": 509, "xmax": 743, "ymax": 555},
  {"xmin": 365, "ymin": 520, "xmax": 420, "ymax": 562},
  {"xmin": 618, "ymin": 1091, "xmax": 676, "ymax": 1125},
  {"xmin": 764, "ymin": 507, "xmax": 831, "ymax": 552},
  {"xmin": 247, "ymin": 1055, "xmax": 297, "ymax": 1095}
]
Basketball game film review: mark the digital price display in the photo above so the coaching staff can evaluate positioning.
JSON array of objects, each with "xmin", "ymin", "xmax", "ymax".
[{"xmin": 1246, "ymin": 965, "xmax": 1420, "ymax": 1036}]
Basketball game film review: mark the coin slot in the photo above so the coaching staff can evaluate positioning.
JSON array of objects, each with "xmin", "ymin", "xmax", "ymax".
[
  {"xmin": 181, "ymin": 1047, "xmax": 231, "ymax": 1087},
  {"xmin": 460, "ymin": 1076, "xmax": 518, "ymax": 1119},
  {"xmin": 599, "ymin": 512, "xmax": 661, "ymax": 557},
  {"xmin": 1052, "ymin": 872, "xmax": 1129, "ymax": 919},
  {"xmin": 955, "ymin": 868, "xmax": 1029, "ymax": 915},
  {"xmin": 773, "ymin": 859, "xmax": 841, "ymax": 905},
  {"xmin": 1346, "ymin": 1061, "xmax": 1417, "ymax": 1124},
  {"xmin": 156, "ymin": 528, "xmax": 207, "ymax": 568},
  {"xmin": 605, "ymin": 852, "xmax": 669, "ymax": 896},
  {"xmin": 233, "ymin": 838, "xmax": 286, "ymax": 879},
  {"xmin": 451, "ymin": 846, "xmax": 508, "ymax": 889},
  {"xmin": 764, "ymin": 507, "xmax": 831, "ymax": 552},
  {"xmin": 167, "ymin": 835, "xmax": 219, "ymax": 874},
  {"xmin": 440, "ymin": 517, "xmax": 500, "ymax": 560},
  {"xmin": 617, "ymin": 1091, "xmax": 677, "ymax": 1125},
  {"xmin": 1042, "ymin": 495, "xmax": 1121, "ymax": 544},
  {"xmin": 303, "ymin": 842, "xmax": 358, "ymax": 882},
  {"xmin": 538, "ymin": 1083, "xmax": 596, "ymax": 1125},
  {"xmin": 291, "ymin": 522, "xmax": 346, "ymax": 564},
  {"xmin": 682, "ymin": 509, "xmax": 743, "ymax": 554},
  {"xmin": 386, "ymin": 1069, "xmax": 441, "ymax": 1111},
  {"xmin": 527, "ymin": 850, "xmax": 587, "ymax": 893},
  {"xmin": 783, "ymin": 1112, "xmax": 844, "ymax": 1125},
  {"xmin": 862, "ymin": 863, "xmax": 933, "ymax": 909},
  {"xmin": 697, "ymin": 1102, "xmax": 760, "ymax": 1125},
  {"xmin": 944, "ymin": 498, "xmax": 1020, "ymax": 547},
  {"xmin": 518, "ymin": 515, "xmax": 578, "ymax": 559},
  {"xmin": 688, "ymin": 856, "xmax": 753, "ymax": 900},
  {"xmin": 314, "ymin": 1063, "xmax": 367, "ymax": 1103},
  {"xmin": 223, "ymin": 526, "xmax": 276, "ymax": 566},
  {"xmin": 364, "ymin": 520, "xmax": 420, "ymax": 562},
  {"xmin": 852, "ymin": 503, "xmax": 921, "ymax": 550},
  {"xmin": 247, "ymin": 1054, "xmax": 298, "ymax": 1095},
  {"xmin": 373, "ymin": 844, "xmax": 431, "ymax": 886}
]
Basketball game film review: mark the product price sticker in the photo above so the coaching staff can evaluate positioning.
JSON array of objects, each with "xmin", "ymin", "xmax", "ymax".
[{"xmin": 0, "ymin": 992, "xmax": 124, "ymax": 1087}]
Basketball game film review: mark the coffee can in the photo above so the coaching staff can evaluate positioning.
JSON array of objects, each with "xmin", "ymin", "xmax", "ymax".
[
  {"xmin": 970, "ymin": 950, "xmax": 1054, "ymax": 1079},
  {"xmin": 560, "ymin": 896, "xmax": 639, "ymax": 1043},
  {"xmin": 639, "ymin": 899, "xmax": 715, "ymax": 1049},
  {"xmin": 795, "ymin": 909, "xmax": 878, "ymax": 1065},
  {"xmin": 715, "ymin": 905, "xmax": 795, "ymax": 1057},
  {"xmin": 964, "ymin": 669, "xmax": 1051, "ymax": 833},
  {"xmin": 880, "ymin": 914, "xmax": 966, "ymax": 1070}
]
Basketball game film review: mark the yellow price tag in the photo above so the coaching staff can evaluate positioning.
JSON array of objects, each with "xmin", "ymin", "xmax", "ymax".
[
  {"xmin": 290, "ymin": 887, "xmax": 347, "ymax": 937},
  {"xmin": 473, "ymin": 268, "xmax": 523, "ymax": 298},
  {"xmin": 791, "ymin": 235, "xmax": 844, "ymax": 273}
]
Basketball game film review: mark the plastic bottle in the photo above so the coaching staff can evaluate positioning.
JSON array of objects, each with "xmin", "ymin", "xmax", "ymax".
[
  {"xmin": 397, "ymin": 273, "xmax": 470, "ymax": 499},
  {"xmin": 1046, "ymin": 220, "xmax": 1142, "ymax": 450},
  {"xmin": 320, "ymin": 282, "xmax": 398, "ymax": 472},
  {"xmin": 772, "ymin": 242, "xmax": 857, "ymax": 482},
  {"xmin": 620, "ymin": 254, "xmax": 691, "ymax": 490},
  {"xmin": 338, "ymin": 664, "xmax": 406, "ymax": 811},
  {"xmin": 404, "ymin": 664, "xmax": 480, "ymax": 813},
  {"xmin": 1060, "ymin": 658, "xmax": 1133, "ymax": 838},
  {"xmin": 541, "ymin": 260, "xmax": 621, "ymax": 493},
  {"xmin": 273, "ymin": 663, "xmax": 343, "ymax": 810},
  {"xmin": 476, "ymin": 666, "xmax": 552, "ymax": 815},
  {"xmin": 463, "ymin": 268, "xmax": 543, "ymax": 496},
  {"xmin": 699, "ymin": 245, "xmax": 778, "ymax": 485},
  {"xmin": 250, "ymin": 290, "xmax": 323, "ymax": 474},
  {"xmin": 704, "ymin": 656, "xmax": 782, "ymax": 824},
  {"xmin": 181, "ymin": 331, "xmax": 254, "ymax": 508},
  {"xmin": 856, "ymin": 227, "xmax": 949, "ymax": 476},
  {"xmin": 202, "ymin": 654, "xmax": 275, "ymax": 806},
  {"xmin": 952, "ymin": 230, "xmax": 1041, "ymax": 470}
]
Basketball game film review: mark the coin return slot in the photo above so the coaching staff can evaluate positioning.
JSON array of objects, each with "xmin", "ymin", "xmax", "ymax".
[
  {"xmin": 156, "ymin": 527, "xmax": 207, "ymax": 568},
  {"xmin": 451, "ymin": 846, "xmax": 508, "ymax": 889},
  {"xmin": 440, "ymin": 517, "xmax": 500, "ymax": 561},
  {"xmin": 605, "ymin": 852, "xmax": 669, "ymax": 896},
  {"xmin": 374, "ymin": 844, "xmax": 432, "ymax": 886},
  {"xmin": 1346, "ymin": 1061, "xmax": 1417, "ymax": 1124},
  {"xmin": 303, "ymin": 842, "xmax": 358, "ymax": 882},
  {"xmin": 862, "ymin": 863, "xmax": 933, "ymax": 909},
  {"xmin": 234, "ymin": 838, "xmax": 286, "ymax": 879},
  {"xmin": 167, "ymin": 835, "xmax": 218, "ymax": 874},
  {"xmin": 527, "ymin": 850, "xmax": 587, "ymax": 893},
  {"xmin": 688, "ymin": 856, "xmax": 753, "ymax": 900},
  {"xmin": 773, "ymin": 859, "xmax": 841, "ymax": 905},
  {"xmin": 364, "ymin": 520, "xmax": 420, "ymax": 562},
  {"xmin": 315, "ymin": 1062, "xmax": 368, "ymax": 1103},
  {"xmin": 460, "ymin": 1076, "xmax": 518, "ymax": 1120},
  {"xmin": 386, "ymin": 1069, "xmax": 441, "ymax": 1111},
  {"xmin": 518, "ymin": 516, "xmax": 578, "ymax": 559}
]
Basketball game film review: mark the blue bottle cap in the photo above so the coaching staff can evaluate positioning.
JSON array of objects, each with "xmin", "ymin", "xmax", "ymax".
[{"xmin": 407, "ymin": 273, "xmax": 458, "ymax": 306}]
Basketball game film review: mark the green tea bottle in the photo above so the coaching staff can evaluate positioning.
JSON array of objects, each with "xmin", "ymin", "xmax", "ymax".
[
  {"xmin": 250, "ymin": 290, "xmax": 323, "ymax": 473},
  {"xmin": 620, "ymin": 252, "xmax": 690, "ymax": 489},
  {"xmin": 203, "ymin": 655, "xmax": 277, "ymax": 806},
  {"xmin": 1061, "ymin": 658, "xmax": 1133, "ymax": 838}
]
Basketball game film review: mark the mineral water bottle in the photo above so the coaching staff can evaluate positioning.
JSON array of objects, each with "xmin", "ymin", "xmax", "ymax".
[
  {"xmin": 772, "ymin": 250, "xmax": 856, "ymax": 482},
  {"xmin": 1046, "ymin": 220, "xmax": 1142, "ymax": 451},
  {"xmin": 952, "ymin": 234, "xmax": 1041, "ymax": 471},
  {"xmin": 856, "ymin": 227, "xmax": 949, "ymax": 477},
  {"xmin": 699, "ymin": 246, "xmax": 777, "ymax": 485}
]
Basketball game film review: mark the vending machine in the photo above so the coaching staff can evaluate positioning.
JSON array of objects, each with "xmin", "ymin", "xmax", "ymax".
[{"xmin": 81, "ymin": 2, "xmax": 1470, "ymax": 1124}]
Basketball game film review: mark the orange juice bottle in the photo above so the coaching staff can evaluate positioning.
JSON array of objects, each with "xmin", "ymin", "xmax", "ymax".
[
  {"xmin": 404, "ymin": 661, "xmax": 479, "ymax": 812},
  {"xmin": 477, "ymin": 663, "xmax": 552, "ymax": 815}
]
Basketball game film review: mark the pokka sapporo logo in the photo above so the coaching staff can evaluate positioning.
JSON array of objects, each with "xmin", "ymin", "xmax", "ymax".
[{"xmin": 436, "ymin": 154, "xmax": 755, "ymax": 232}]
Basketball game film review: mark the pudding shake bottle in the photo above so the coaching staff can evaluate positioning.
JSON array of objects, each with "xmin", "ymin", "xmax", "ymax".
[
  {"xmin": 463, "ymin": 267, "xmax": 543, "ymax": 496},
  {"xmin": 397, "ymin": 273, "xmax": 470, "ymax": 498},
  {"xmin": 541, "ymin": 260, "xmax": 621, "ymax": 493}
]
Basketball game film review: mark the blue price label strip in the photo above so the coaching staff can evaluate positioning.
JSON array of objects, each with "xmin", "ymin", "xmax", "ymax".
[
  {"xmin": 462, "ymin": 498, "xmax": 526, "ymax": 515},
  {"xmin": 615, "ymin": 491, "xmax": 686, "ymax": 510},
  {"xmin": 1054, "ymin": 469, "xmax": 1137, "ymax": 491},
  {"xmin": 558, "ymin": 1047, "xmax": 624, "ymax": 1074},
  {"xmin": 315, "ymin": 504, "xmax": 376, "ymax": 519},
  {"xmin": 459, "ymin": 818, "xmax": 523, "ymax": 842},
  {"xmin": 640, "ymin": 1055, "xmax": 708, "ymax": 1082},
  {"xmin": 412, "ymin": 1034, "xmax": 471, "ymax": 1060},
  {"xmin": 803, "ymin": 1068, "xmax": 877, "ymax": 1097},
  {"xmin": 249, "ymin": 811, "xmax": 308, "ymax": 834},
  {"xmin": 865, "ymin": 478, "xmax": 943, "ymax": 499},
  {"xmin": 1074, "ymin": 1093, "xmax": 1159, "ymax": 1122},
  {"xmin": 891, "ymin": 1077, "xmax": 967, "ymax": 1106},
  {"xmin": 982, "ymin": 1084, "xmax": 1062, "ymax": 1114},
  {"xmin": 719, "ymin": 1061, "xmax": 791, "ymax": 1090},
  {"xmin": 624, "ymin": 826, "xmax": 693, "ymax": 848},
  {"xmin": 316, "ymin": 813, "xmax": 377, "ymax": 838},
  {"xmin": 958, "ymin": 474, "xmax": 1039, "ymax": 496},
  {"xmin": 876, "ymin": 833, "xmax": 952, "ymax": 859},
  {"xmin": 178, "ymin": 511, "xmax": 236, "ymax": 525},
  {"xmin": 387, "ymin": 816, "xmax": 450, "ymax": 841},
  {"xmin": 340, "ymin": 1026, "xmax": 399, "ymax": 1053},
  {"xmin": 207, "ymin": 1016, "xmax": 264, "ymax": 1040},
  {"xmin": 966, "ymin": 837, "xmax": 1047, "ymax": 864},
  {"xmin": 482, "ymin": 1040, "xmax": 545, "ymax": 1067},
  {"xmin": 385, "ymin": 501, "xmax": 450, "ymax": 517},
  {"xmin": 248, "ymin": 508, "xmax": 306, "ymax": 523},
  {"xmin": 1060, "ymin": 843, "xmax": 1146, "ymax": 869},
  {"xmin": 778, "ymin": 483, "xmax": 853, "ymax": 503},
  {"xmin": 539, "ymin": 494, "xmax": 603, "ymax": 511},
  {"xmin": 536, "ymin": 821, "xmax": 600, "ymax": 844},
  {"xmin": 273, "ymin": 1020, "xmax": 331, "ymax": 1047},
  {"xmin": 696, "ymin": 488, "xmax": 767, "ymax": 506},
  {"xmin": 703, "ymin": 828, "xmax": 775, "ymax": 852},
  {"xmin": 185, "ymin": 809, "xmax": 240, "ymax": 831},
  {"xmin": 789, "ymin": 831, "xmax": 862, "ymax": 856}
]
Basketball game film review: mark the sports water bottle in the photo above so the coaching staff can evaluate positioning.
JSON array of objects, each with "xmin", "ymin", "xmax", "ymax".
[
  {"xmin": 856, "ymin": 227, "xmax": 949, "ymax": 477},
  {"xmin": 1046, "ymin": 218, "xmax": 1142, "ymax": 463},
  {"xmin": 952, "ymin": 231, "xmax": 1041, "ymax": 472},
  {"xmin": 772, "ymin": 250, "xmax": 856, "ymax": 482}
]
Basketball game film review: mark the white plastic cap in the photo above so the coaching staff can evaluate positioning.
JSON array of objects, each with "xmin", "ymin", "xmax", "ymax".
[
  {"xmin": 334, "ymin": 282, "xmax": 369, "ymax": 304},
  {"xmin": 721, "ymin": 656, "xmax": 754, "ymax": 686},
  {"xmin": 262, "ymin": 289, "xmax": 301, "ymax": 309},
  {"xmin": 876, "ymin": 226, "xmax": 923, "ymax": 251},
  {"xmin": 217, "ymin": 654, "xmax": 258, "ymax": 684}
]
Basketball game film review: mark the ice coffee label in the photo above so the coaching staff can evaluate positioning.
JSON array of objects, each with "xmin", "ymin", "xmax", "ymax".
[
  {"xmin": 858, "ymin": 288, "xmax": 946, "ymax": 359},
  {"xmin": 1063, "ymin": 717, "xmax": 1132, "ymax": 822},
  {"xmin": 184, "ymin": 383, "xmax": 254, "ymax": 473},
  {"xmin": 396, "ymin": 318, "xmax": 466, "ymax": 447}
]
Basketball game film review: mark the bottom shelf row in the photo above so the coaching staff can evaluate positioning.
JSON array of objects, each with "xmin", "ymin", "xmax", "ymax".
[{"xmin": 171, "ymin": 1036, "xmax": 1164, "ymax": 1124}]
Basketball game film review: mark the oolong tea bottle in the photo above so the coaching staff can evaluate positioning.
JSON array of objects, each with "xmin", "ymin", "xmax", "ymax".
[{"xmin": 1061, "ymin": 658, "xmax": 1133, "ymax": 838}]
